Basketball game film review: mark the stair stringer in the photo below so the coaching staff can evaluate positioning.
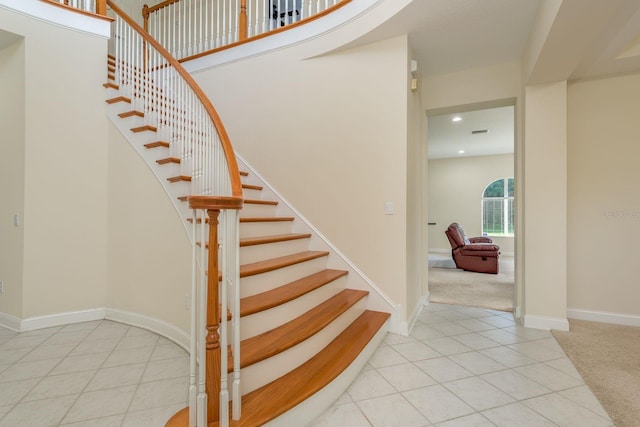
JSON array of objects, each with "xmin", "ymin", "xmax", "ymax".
[{"xmin": 236, "ymin": 154, "xmax": 401, "ymax": 334}]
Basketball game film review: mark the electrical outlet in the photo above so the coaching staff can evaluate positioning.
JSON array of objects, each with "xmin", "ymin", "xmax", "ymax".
[
  {"xmin": 184, "ymin": 294, "xmax": 190, "ymax": 310},
  {"xmin": 0, "ymin": 281, "xmax": 3, "ymax": 294}
]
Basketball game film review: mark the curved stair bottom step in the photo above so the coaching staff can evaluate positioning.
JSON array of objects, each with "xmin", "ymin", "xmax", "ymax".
[
  {"xmin": 165, "ymin": 310, "xmax": 390, "ymax": 427},
  {"xmin": 263, "ymin": 312, "xmax": 389, "ymax": 427}
]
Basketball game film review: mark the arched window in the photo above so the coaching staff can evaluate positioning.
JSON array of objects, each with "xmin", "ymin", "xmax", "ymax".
[{"xmin": 482, "ymin": 178, "xmax": 514, "ymax": 236}]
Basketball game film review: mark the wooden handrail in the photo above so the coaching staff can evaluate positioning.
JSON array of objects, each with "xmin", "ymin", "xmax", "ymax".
[
  {"xmin": 145, "ymin": 0, "xmax": 181, "ymax": 15},
  {"xmin": 107, "ymin": 0, "xmax": 243, "ymax": 199}
]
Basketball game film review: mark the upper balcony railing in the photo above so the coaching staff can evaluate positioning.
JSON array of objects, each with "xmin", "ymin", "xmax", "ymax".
[
  {"xmin": 143, "ymin": 0, "xmax": 350, "ymax": 61},
  {"xmin": 41, "ymin": 0, "xmax": 107, "ymax": 16}
]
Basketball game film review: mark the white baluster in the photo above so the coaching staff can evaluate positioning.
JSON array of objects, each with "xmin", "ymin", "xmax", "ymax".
[
  {"xmin": 189, "ymin": 208, "xmax": 198, "ymax": 427},
  {"xmin": 219, "ymin": 212, "xmax": 229, "ymax": 427}
]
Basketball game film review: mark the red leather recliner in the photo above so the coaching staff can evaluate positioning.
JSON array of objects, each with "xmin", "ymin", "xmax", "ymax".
[{"xmin": 445, "ymin": 223, "xmax": 500, "ymax": 274}]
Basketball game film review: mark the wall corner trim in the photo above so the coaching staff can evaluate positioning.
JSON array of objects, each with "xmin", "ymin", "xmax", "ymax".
[
  {"xmin": 0, "ymin": 311, "xmax": 21, "ymax": 331},
  {"xmin": 524, "ymin": 314, "xmax": 569, "ymax": 331}
]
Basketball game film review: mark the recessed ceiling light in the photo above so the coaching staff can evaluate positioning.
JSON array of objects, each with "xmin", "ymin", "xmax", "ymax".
[
  {"xmin": 458, "ymin": 150, "xmax": 465, "ymax": 154},
  {"xmin": 452, "ymin": 117, "xmax": 462, "ymax": 122}
]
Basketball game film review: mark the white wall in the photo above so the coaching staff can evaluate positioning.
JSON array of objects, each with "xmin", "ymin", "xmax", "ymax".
[
  {"xmin": 193, "ymin": 35, "xmax": 412, "ymax": 319},
  {"xmin": 0, "ymin": 6, "xmax": 110, "ymax": 320},
  {"xmin": 523, "ymin": 80, "xmax": 568, "ymax": 329},
  {"xmin": 428, "ymin": 154, "xmax": 515, "ymax": 253},
  {"xmin": 106, "ymin": 123, "xmax": 192, "ymax": 331},
  {"xmin": 567, "ymin": 73, "xmax": 640, "ymax": 318},
  {"xmin": 422, "ymin": 61, "xmax": 521, "ymax": 112},
  {"xmin": 0, "ymin": 38, "xmax": 25, "ymax": 319}
]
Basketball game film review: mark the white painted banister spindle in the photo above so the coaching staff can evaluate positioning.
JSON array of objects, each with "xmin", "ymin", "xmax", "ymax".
[
  {"xmin": 228, "ymin": 208, "xmax": 242, "ymax": 420},
  {"xmin": 219, "ymin": 211, "xmax": 229, "ymax": 427}
]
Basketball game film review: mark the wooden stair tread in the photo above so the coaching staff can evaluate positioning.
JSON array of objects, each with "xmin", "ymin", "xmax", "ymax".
[
  {"xmin": 144, "ymin": 141, "xmax": 169, "ymax": 149},
  {"xmin": 232, "ymin": 289, "xmax": 369, "ymax": 371},
  {"xmin": 239, "ymin": 233, "xmax": 311, "ymax": 247},
  {"xmin": 167, "ymin": 175, "xmax": 191, "ymax": 183},
  {"xmin": 240, "ymin": 269, "xmax": 348, "ymax": 317},
  {"xmin": 103, "ymin": 82, "xmax": 118, "ymax": 90},
  {"xmin": 156, "ymin": 157, "xmax": 180, "ymax": 165},
  {"xmin": 240, "ymin": 251, "xmax": 329, "ymax": 278},
  {"xmin": 188, "ymin": 216, "xmax": 294, "ymax": 224},
  {"xmin": 106, "ymin": 95, "xmax": 130, "ymax": 104},
  {"xmin": 131, "ymin": 124, "xmax": 157, "ymax": 133},
  {"xmin": 242, "ymin": 183, "xmax": 263, "ymax": 191},
  {"xmin": 118, "ymin": 110, "xmax": 144, "ymax": 119},
  {"xmin": 234, "ymin": 310, "xmax": 389, "ymax": 426},
  {"xmin": 244, "ymin": 199, "xmax": 277, "ymax": 206},
  {"xmin": 239, "ymin": 217, "xmax": 294, "ymax": 223},
  {"xmin": 240, "ymin": 171, "xmax": 249, "ymax": 176}
]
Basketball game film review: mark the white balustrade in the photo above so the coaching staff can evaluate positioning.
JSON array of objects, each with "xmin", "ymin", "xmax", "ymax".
[
  {"xmin": 145, "ymin": 0, "xmax": 345, "ymax": 60},
  {"xmin": 109, "ymin": 2, "xmax": 242, "ymax": 425}
]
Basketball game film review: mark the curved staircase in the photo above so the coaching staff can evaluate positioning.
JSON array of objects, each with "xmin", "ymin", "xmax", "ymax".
[{"xmin": 104, "ymin": 51, "xmax": 391, "ymax": 424}]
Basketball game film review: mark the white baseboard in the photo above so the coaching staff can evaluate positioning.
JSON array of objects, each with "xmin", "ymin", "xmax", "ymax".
[
  {"xmin": 2, "ymin": 307, "xmax": 190, "ymax": 351},
  {"xmin": 524, "ymin": 314, "xmax": 569, "ymax": 331},
  {"xmin": 20, "ymin": 308, "xmax": 106, "ymax": 331},
  {"xmin": 568, "ymin": 307, "xmax": 640, "ymax": 328},
  {"xmin": 0, "ymin": 311, "xmax": 21, "ymax": 331},
  {"xmin": 105, "ymin": 308, "xmax": 190, "ymax": 351}
]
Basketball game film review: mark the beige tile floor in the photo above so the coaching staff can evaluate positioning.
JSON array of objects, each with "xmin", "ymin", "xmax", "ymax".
[
  {"xmin": 311, "ymin": 303, "xmax": 613, "ymax": 427},
  {"xmin": 0, "ymin": 303, "xmax": 612, "ymax": 426}
]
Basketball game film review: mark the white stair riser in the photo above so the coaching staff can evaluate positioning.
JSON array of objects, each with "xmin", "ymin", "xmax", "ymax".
[
  {"xmin": 241, "ymin": 203, "xmax": 278, "ymax": 217},
  {"xmin": 105, "ymin": 87, "xmax": 120, "ymax": 99},
  {"xmin": 242, "ymin": 188, "xmax": 263, "ymax": 199},
  {"xmin": 240, "ymin": 257, "xmax": 328, "ymax": 298},
  {"xmin": 239, "ymin": 221, "xmax": 293, "ymax": 239},
  {"xmin": 239, "ymin": 275, "xmax": 347, "ymax": 340},
  {"xmin": 264, "ymin": 318, "xmax": 390, "ymax": 427},
  {"xmin": 240, "ymin": 238, "xmax": 310, "ymax": 265},
  {"xmin": 106, "ymin": 99, "xmax": 133, "ymax": 117},
  {"xmin": 155, "ymin": 162, "xmax": 182, "ymax": 178},
  {"xmin": 234, "ymin": 298, "xmax": 368, "ymax": 395},
  {"xmin": 117, "ymin": 114, "xmax": 146, "ymax": 129}
]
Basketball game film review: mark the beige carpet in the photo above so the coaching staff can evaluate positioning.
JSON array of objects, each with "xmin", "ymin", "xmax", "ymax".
[
  {"xmin": 428, "ymin": 254, "xmax": 514, "ymax": 312},
  {"xmin": 552, "ymin": 320, "xmax": 640, "ymax": 427}
]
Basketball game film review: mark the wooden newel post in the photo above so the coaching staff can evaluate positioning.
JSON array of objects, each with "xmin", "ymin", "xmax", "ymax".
[
  {"xmin": 239, "ymin": 0, "xmax": 248, "ymax": 41},
  {"xmin": 187, "ymin": 195, "xmax": 243, "ymax": 426},
  {"xmin": 142, "ymin": 4, "xmax": 150, "ymax": 33},
  {"xmin": 206, "ymin": 208, "xmax": 222, "ymax": 423}
]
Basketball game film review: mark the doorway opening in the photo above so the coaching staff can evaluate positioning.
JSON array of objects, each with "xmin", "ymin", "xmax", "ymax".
[{"xmin": 426, "ymin": 102, "xmax": 516, "ymax": 312}]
